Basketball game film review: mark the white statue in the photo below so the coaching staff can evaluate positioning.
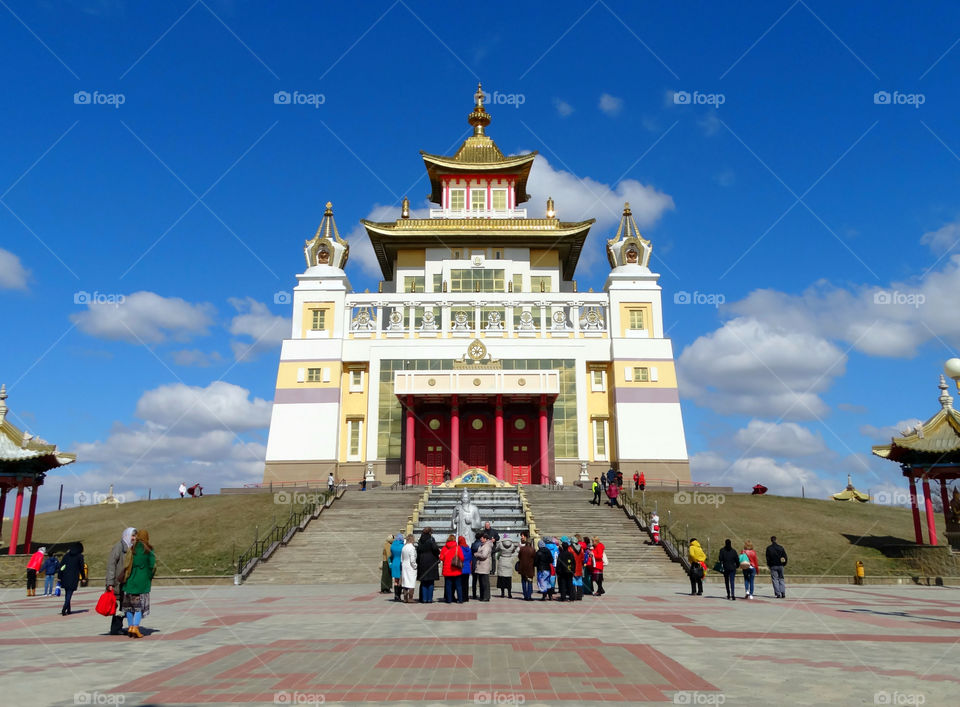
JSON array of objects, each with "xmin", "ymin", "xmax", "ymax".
[{"xmin": 451, "ymin": 489, "xmax": 483, "ymax": 546}]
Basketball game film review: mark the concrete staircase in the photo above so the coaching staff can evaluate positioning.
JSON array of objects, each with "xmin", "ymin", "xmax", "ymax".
[
  {"xmin": 246, "ymin": 488, "xmax": 423, "ymax": 585},
  {"xmin": 414, "ymin": 488, "xmax": 528, "ymax": 539},
  {"xmin": 524, "ymin": 486, "xmax": 680, "ymax": 580}
]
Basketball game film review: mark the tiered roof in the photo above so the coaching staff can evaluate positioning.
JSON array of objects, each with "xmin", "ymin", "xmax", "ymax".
[
  {"xmin": 0, "ymin": 385, "xmax": 75, "ymax": 474},
  {"xmin": 872, "ymin": 376, "xmax": 960, "ymax": 465}
]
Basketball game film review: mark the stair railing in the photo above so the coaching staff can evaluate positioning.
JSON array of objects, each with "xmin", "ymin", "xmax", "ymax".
[{"xmin": 619, "ymin": 494, "xmax": 687, "ymax": 569}]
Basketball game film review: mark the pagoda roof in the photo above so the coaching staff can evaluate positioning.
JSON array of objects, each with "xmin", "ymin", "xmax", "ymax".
[
  {"xmin": 361, "ymin": 216, "xmax": 594, "ymax": 281},
  {"xmin": 872, "ymin": 376, "xmax": 960, "ymax": 464},
  {"xmin": 0, "ymin": 385, "xmax": 76, "ymax": 476}
]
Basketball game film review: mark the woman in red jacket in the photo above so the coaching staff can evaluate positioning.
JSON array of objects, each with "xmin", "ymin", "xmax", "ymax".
[
  {"xmin": 439, "ymin": 535, "xmax": 464, "ymax": 604},
  {"xmin": 592, "ymin": 537, "xmax": 606, "ymax": 596}
]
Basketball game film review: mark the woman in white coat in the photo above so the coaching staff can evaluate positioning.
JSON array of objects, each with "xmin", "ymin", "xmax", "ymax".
[{"xmin": 400, "ymin": 534, "xmax": 418, "ymax": 603}]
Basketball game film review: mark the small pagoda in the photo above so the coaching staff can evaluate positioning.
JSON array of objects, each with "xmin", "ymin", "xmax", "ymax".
[
  {"xmin": 872, "ymin": 362, "xmax": 960, "ymax": 549},
  {"xmin": 0, "ymin": 385, "xmax": 76, "ymax": 554}
]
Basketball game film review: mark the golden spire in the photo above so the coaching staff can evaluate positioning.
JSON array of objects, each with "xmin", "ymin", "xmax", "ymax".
[{"xmin": 468, "ymin": 82, "xmax": 491, "ymax": 136}]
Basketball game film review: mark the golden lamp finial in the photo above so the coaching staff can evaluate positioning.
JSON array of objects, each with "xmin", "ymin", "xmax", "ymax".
[
  {"xmin": 546, "ymin": 196, "xmax": 555, "ymax": 218},
  {"xmin": 468, "ymin": 81, "xmax": 491, "ymax": 136},
  {"xmin": 623, "ymin": 202, "xmax": 632, "ymax": 217},
  {"xmin": 324, "ymin": 201, "xmax": 333, "ymax": 216}
]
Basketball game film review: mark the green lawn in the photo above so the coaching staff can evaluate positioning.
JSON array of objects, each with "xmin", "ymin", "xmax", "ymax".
[
  {"xmin": 1, "ymin": 494, "xmax": 295, "ymax": 579},
  {"xmin": 631, "ymin": 490, "xmax": 957, "ymax": 577}
]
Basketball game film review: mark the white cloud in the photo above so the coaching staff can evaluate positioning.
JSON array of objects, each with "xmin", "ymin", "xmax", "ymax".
[
  {"xmin": 921, "ymin": 220, "xmax": 960, "ymax": 255},
  {"xmin": 227, "ymin": 297, "xmax": 288, "ymax": 361},
  {"xmin": 0, "ymin": 248, "xmax": 29, "ymax": 290},
  {"xmin": 733, "ymin": 420, "xmax": 828, "ymax": 457},
  {"xmin": 135, "ymin": 380, "xmax": 272, "ymax": 432},
  {"xmin": 598, "ymin": 93, "xmax": 623, "ymax": 116},
  {"xmin": 553, "ymin": 97, "xmax": 574, "ymax": 117},
  {"xmin": 860, "ymin": 417, "xmax": 923, "ymax": 443},
  {"xmin": 690, "ymin": 450, "xmax": 834, "ymax": 498},
  {"xmin": 169, "ymin": 349, "xmax": 224, "ymax": 367},
  {"xmin": 71, "ymin": 291, "xmax": 215, "ymax": 344},
  {"xmin": 678, "ymin": 317, "xmax": 847, "ymax": 420}
]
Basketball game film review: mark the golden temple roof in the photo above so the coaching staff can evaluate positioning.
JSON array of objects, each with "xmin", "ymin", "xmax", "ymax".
[{"xmin": 872, "ymin": 376, "xmax": 960, "ymax": 463}]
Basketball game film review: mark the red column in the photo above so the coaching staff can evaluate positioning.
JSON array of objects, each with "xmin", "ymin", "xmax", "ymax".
[
  {"xmin": 538, "ymin": 395, "xmax": 549, "ymax": 485},
  {"xmin": 908, "ymin": 475, "xmax": 924, "ymax": 544},
  {"xmin": 450, "ymin": 395, "xmax": 460, "ymax": 477},
  {"xmin": 495, "ymin": 395, "xmax": 504, "ymax": 480},
  {"xmin": 922, "ymin": 476, "xmax": 938, "ymax": 546},
  {"xmin": 0, "ymin": 486, "xmax": 7, "ymax": 538},
  {"xmin": 24, "ymin": 482, "xmax": 39, "ymax": 555},
  {"xmin": 404, "ymin": 396, "xmax": 416, "ymax": 486},
  {"xmin": 7, "ymin": 484, "xmax": 25, "ymax": 555}
]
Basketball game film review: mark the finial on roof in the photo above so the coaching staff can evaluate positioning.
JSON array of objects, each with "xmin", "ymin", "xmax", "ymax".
[
  {"xmin": 546, "ymin": 196, "xmax": 555, "ymax": 218},
  {"xmin": 401, "ymin": 196, "xmax": 410, "ymax": 219},
  {"xmin": 468, "ymin": 82, "xmax": 491, "ymax": 136},
  {"xmin": 939, "ymin": 374, "xmax": 953, "ymax": 410},
  {"xmin": 0, "ymin": 383, "xmax": 6, "ymax": 423}
]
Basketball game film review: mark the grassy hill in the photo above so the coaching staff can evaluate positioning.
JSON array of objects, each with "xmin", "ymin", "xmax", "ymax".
[
  {"xmin": 632, "ymin": 490, "xmax": 958, "ymax": 578},
  {"xmin": 1, "ymin": 494, "xmax": 298, "ymax": 582}
]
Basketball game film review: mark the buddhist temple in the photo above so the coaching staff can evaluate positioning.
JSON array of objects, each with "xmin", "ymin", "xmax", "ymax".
[
  {"xmin": 263, "ymin": 84, "xmax": 690, "ymax": 487},
  {"xmin": 831, "ymin": 474, "xmax": 869, "ymax": 502}
]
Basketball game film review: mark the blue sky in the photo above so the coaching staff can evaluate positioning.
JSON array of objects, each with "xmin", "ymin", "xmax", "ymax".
[{"xmin": 2, "ymin": 1, "xmax": 960, "ymax": 511}]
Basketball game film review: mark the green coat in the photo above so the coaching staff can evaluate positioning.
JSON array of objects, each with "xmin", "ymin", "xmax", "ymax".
[{"xmin": 124, "ymin": 543, "xmax": 156, "ymax": 595}]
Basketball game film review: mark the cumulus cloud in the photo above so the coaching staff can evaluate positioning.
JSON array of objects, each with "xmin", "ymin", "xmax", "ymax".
[
  {"xmin": 733, "ymin": 420, "xmax": 828, "ymax": 457},
  {"xmin": 678, "ymin": 317, "xmax": 847, "ymax": 420},
  {"xmin": 134, "ymin": 380, "xmax": 272, "ymax": 432},
  {"xmin": 0, "ymin": 248, "xmax": 30, "ymax": 290},
  {"xmin": 598, "ymin": 93, "xmax": 623, "ymax": 116},
  {"xmin": 70, "ymin": 291, "xmax": 215, "ymax": 344},
  {"xmin": 860, "ymin": 417, "xmax": 923, "ymax": 443},
  {"xmin": 228, "ymin": 297, "xmax": 288, "ymax": 361},
  {"xmin": 921, "ymin": 220, "xmax": 960, "ymax": 255},
  {"xmin": 553, "ymin": 98, "xmax": 574, "ymax": 117},
  {"xmin": 690, "ymin": 450, "xmax": 834, "ymax": 497}
]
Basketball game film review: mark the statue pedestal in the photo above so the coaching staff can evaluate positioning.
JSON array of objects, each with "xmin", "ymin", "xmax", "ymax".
[{"xmin": 578, "ymin": 462, "xmax": 590, "ymax": 483}]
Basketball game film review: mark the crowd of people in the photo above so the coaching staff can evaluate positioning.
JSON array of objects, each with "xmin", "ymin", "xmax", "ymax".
[
  {"xmin": 590, "ymin": 468, "xmax": 646, "ymax": 507},
  {"xmin": 381, "ymin": 525, "xmax": 609, "ymax": 603},
  {"xmin": 688, "ymin": 535, "xmax": 789, "ymax": 600}
]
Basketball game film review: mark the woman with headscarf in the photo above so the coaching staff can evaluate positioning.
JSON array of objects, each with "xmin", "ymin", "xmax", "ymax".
[
  {"xmin": 556, "ymin": 541, "xmax": 575, "ymax": 602},
  {"xmin": 416, "ymin": 527, "xmax": 440, "ymax": 603},
  {"xmin": 389, "ymin": 533, "xmax": 405, "ymax": 602},
  {"xmin": 592, "ymin": 536, "xmax": 606, "ymax": 596},
  {"xmin": 58, "ymin": 543, "xmax": 85, "ymax": 615},
  {"xmin": 400, "ymin": 534, "xmax": 418, "ymax": 603},
  {"xmin": 105, "ymin": 528, "xmax": 136, "ymax": 635},
  {"xmin": 545, "ymin": 537, "xmax": 559, "ymax": 599},
  {"xmin": 380, "ymin": 534, "xmax": 394, "ymax": 594},
  {"xmin": 534, "ymin": 540, "xmax": 554, "ymax": 600},
  {"xmin": 122, "ymin": 529, "xmax": 156, "ymax": 637},
  {"xmin": 26, "ymin": 546, "xmax": 46, "ymax": 596},
  {"xmin": 570, "ymin": 538, "xmax": 585, "ymax": 600},
  {"xmin": 495, "ymin": 537, "xmax": 518, "ymax": 599},
  {"xmin": 439, "ymin": 534, "xmax": 464, "ymax": 603}
]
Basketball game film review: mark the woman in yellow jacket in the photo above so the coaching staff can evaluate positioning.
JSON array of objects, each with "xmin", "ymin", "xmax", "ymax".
[{"xmin": 688, "ymin": 539, "xmax": 707, "ymax": 596}]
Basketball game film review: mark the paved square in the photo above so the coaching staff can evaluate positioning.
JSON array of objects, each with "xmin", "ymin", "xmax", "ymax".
[{"xmin": 1, "ymin": 581, "xmax": 957, "ymax": 706}]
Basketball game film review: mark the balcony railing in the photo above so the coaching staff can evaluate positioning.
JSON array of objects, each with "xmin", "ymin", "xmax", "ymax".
[
  {"xmin": 342, "ymin": 294, "xmax": 609, "ymax": 339},
  {"xmin": 429, "ymin": 208, "xmax": 528, "ymax": 219}
]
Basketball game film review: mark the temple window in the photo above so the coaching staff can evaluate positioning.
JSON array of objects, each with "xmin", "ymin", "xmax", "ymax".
[
  {"xmin": 633, "ymin": 366, "xmax": 649, "ymax": 382},
  {"xmin": 432, "ymin": 273, "xmax": 442, "ymax": 292},
  {"xmin": 310, "ymin": 309, "xmax": 326, "ymax": 330},
  {"xmin": 628, "ymin": 309, "xmax": 645, "ymax": 329},
  {"xmin": 492, "ymin": 189, "xmax": 507, "ymax": 210},
  {"xmin": 347, "ymin": 418, "xmax": 363, "ymax": 460},
  {"xmin": 449, "ymin": 189, "xmax": 465, "ymax": 211},
  {"xmin": 512, "ymin": 273, "xmax": 523, "ymax": 292},
  {"xmin": 307, "ymin": 368, "xmax": 323, "ymax": 382},
  {"xmin": 470, "ymin": 188, "xmax": 486, "ymax": 211},
  {"xmin": 450, "ymin": 268, "xmax": 505, "ymax": 293},
  {"xmin": 531, "ymin": 275, "xmax": 551, "ymax": 293},
  {"xmin": 593, "ymin": 419, "xmax": 608, "ymax": 460},
  {"xmin": 404, "ymin": 276, "xmax": 424, "ymax": 293},
  {"xmin": 591, "ymin": 369, "xmax": 606, "ymax": 392}
]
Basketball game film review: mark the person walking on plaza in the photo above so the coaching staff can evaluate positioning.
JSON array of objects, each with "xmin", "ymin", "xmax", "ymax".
[
  {"xmin": 380, "ymin": 534, "xmax": 394, "ymax": 594},
  {"xmin": 457, "ymin": 535, "xmax": 473, "ymax": 603},
  {"xmin": 26, "ymin": 546, "xmax": 46, "ymax": 596},
  {"xmin": 766, "ymin": 536, "xmax": 788, "ymax": 598},
  {"xmin": 389, "ymin": 534, "xmax": 404, "ymax": 602},
  {"xmin": 582, "ymin": 537, "xmax": 595, "ymax": 595},
  {"xmin": 495, "ymin": 536, "xmax": 518, "ymax": 599},
  {"xmin": 718, "ymin": 539, "xmax": 740, "ymax": 601},
  {"xmin": 106, "ymin": 528, "xmax": 136, "ymax": 635},
  {"xmin": 439, "ymin": 534, "xmax": 464, "ymax": 603},
  {"xmin": 591, "ymin": 477, "xmax": 602, "ymax": 505},
  {"xmin": 592, "ymin": 536, "xmax": 606, "ymax": 596},
  {"xmin": 121, "ymin": 530, "xmax": 155, "ymax": 638},
  {"xmin": 741, "ymin": 541, "xmax": 759, "ymax": 599},
  {"xmin": 545, "ymin": 537, "xmax": 559, "ymax": 598},
  {"xmin": 417, "ymin": 527, "xmax": 440, "ymax": 603},
  {"xmin": 400, "ymin": 534, "xmax": 418, "ymax": 603},
  {"xmin": 570, "ymin": 538, "xmax": 585, "ymax": 600},
  {"xmin": 58, "ymin": 543, "xmax": 85, "ymax": 615},
  {"xmin": 473, "ymin": 534, "xmax": 493, "ymax": 601},
  {"xmin": 600, "ymin": 473, "xmax": 608, "ymax": 494},
  {"xmin": 517, "ymin": 532, "xmax": 536, "ymax": 601},
  {"xmin": 556, "ymin": 541, "xmax": 575, "ymax": 602},
  {"xmin": 42, "ymin": 552, "xmax": 59, "ymax": 596},
  {"xmin": 606, "ymin": 481, "xmax": 620, "ymax": 508},
  {"xmin": 534, "ymin": 540, "xmax": 554, "ymax": 600},
  {"xmin": 688, "ymin": 538, "xmax": 706, "ymax": 596}
]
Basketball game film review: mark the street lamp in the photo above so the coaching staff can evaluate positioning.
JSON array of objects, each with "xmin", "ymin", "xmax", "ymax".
[{"xmin": 946, "ymin": 358, "xmax": 960, "ymax": 393}]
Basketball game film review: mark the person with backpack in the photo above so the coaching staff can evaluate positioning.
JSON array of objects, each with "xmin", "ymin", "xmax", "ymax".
[
  {"xmin": 765, "ymin": 536, "xmax": 788, "ymax": 598},
  {"xmin": 439, "ymin": 535, "xmax": 464, "ymax": 603},
  {"xmin": 555, "ymin": 541, "xmax": 576, "ymax": 601},
  {"xmin": 416, "ymin": 527, "xmax": 440, "ymax": 603},
  {"xmin": 591, "ymin": 478, "xmax": 602, "ymax": 506},
  {"xmin": 718, "ymin": 539, "xmax": 740, "ymax": 601},
  {"xmin": 688, "ymin": 538, "xmax": 706, "ymax": 596},
  {"xmin": 457, "ymin": 536, "xmax": 473, "ymax": 603},
  {"xmin": 42, "ymin": 552, "xmax": 59, "ymax": 596},
  {"xmin": 741, "ymin": 541, "xmax": 760, "ymax": 599},
  {"xmin": 58, "ymin": 543, "xmax": 85, "ymax": 615}
]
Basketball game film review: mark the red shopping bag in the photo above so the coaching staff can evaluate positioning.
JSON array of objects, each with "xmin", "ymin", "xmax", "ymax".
[{"xmin": 95, "ymin": 590, "xmax": 117, "ymax": 616}]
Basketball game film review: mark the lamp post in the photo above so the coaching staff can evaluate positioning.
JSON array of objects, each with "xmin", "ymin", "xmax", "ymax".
[{"xmin": 946, "ymin": 358, "xmax": 960, "ymax": 393}]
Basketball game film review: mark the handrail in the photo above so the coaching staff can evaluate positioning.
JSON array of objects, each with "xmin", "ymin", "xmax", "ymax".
[
  {"xmin": 619, "ymin": 494, "xmax": 688, "ymax": 570},
  {"xmin": 234, "ymin": 481, "xmax": 347, "ymax": 582}
]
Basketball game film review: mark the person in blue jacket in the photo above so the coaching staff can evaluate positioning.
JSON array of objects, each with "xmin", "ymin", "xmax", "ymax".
[
  {"xmin": 389, "ymin": 534, "xmax": 405, "ymax": 602},
  {"xmin": 457, "ymin": 536, "xmax": 473, "ymax": 603},
  {"xmin": 42, "ymin": 553, "xmax": 59, "ymax": 596}
]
